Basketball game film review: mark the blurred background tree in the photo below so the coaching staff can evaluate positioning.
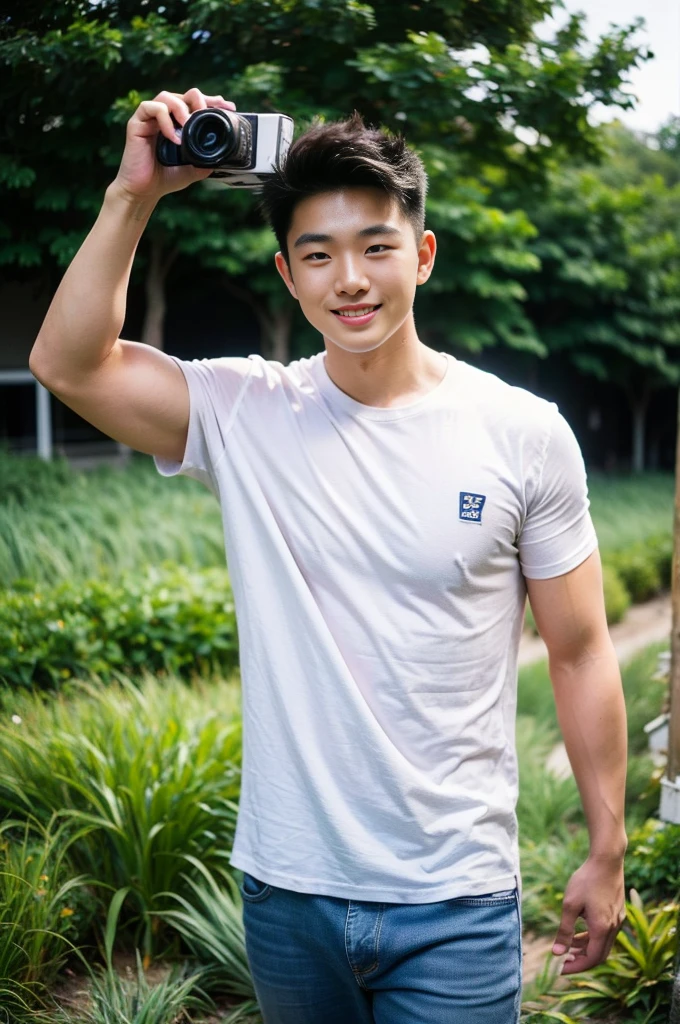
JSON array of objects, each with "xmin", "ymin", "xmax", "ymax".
[
  {"xmin": 523, "ymin": 126, "xmax": 680, "ymax": 470},
  {"xmin": 0, "ymin": 0, "xmax": 651, "ymax": 360}
]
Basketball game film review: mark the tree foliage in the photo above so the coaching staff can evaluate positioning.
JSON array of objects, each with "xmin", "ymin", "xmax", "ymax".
[
  {"xmin": 523, "ymin": 125, "xmax": 680, "ymax": 469},
  {"xmin": 0, "ymin": 0, "xmax": 651, "ymax": 358}
]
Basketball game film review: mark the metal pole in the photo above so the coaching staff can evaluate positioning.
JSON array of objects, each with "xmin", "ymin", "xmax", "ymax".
[
  {"xmin": 35, "ymin": 381, "xmax": 52, "ymax": 461},
  {"xmin": 668, "ymin": 389, "xmax": 680, "ymax": 782},
  {"xmin": 669, "ymin": 388, "xmax": 680, "ymax": 1024}
]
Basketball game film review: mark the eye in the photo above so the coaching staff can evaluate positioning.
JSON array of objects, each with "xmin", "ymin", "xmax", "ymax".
[
  {"xmin": 303, "ymin": 251, "xmax": 330, "ymax": 261},
  {"xmin": 366, "ymin": 244, "xmax": 391, "ymax": 253}
]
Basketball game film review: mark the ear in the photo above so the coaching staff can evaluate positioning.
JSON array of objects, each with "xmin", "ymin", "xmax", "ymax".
[
  {"xmin": 274, "ymin": 252, "xmax": 299, "ymax": 300},
  {"xmin": 416, "ymin": 230, "xmax": 437, "ymax": 286}
]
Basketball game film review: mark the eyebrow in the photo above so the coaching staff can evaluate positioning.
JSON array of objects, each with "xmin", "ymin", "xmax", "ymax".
[{"xmin": 293, "ymin": 224, "xmax": 402, "ymax": 249}]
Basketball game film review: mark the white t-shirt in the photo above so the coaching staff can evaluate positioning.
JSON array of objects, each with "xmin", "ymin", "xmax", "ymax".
[{"xmin": 154, "ymin": 349, "xmax": 598, "ymax": 902}]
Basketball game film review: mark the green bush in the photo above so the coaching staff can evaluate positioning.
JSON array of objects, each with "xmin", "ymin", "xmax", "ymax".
[
  {"xmin": 606, "ymin": 544, "xmax": 662, "ymax": 603},
  {"xmin": 645, "ymin": 532, "xmax": 674, "ymax": 588},
  {"xmin": 0, "ymin": 563, "xmax": 239, "ymax": 690},
  {"xmin": 601, "ymin": 562, "xmax": 631, "ymax": 624},
  {"xmin": 516, "ymin": 716, "xmax": 585, "ymax": 841},
  {"xmin": 0, "ymin": 672, "xmax": 243, "ymax": 962},
  {"xmin": 625, "ymin": 819, "xmax": 680, "ymax": 903}
]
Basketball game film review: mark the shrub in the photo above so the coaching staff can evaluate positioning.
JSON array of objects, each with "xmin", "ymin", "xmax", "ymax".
[
  {"xmin": 601, "ymin": 562, "xmax": 631, "ymax": 624},
  {"xmin": 646, "ymin": 532, "xmax": 674, "ymax": 588},
  {"xmin": 626, "ymin": 819, "xmax": 680, "ymax": 903},
  {"xmin": 41, "ymin": 952, "xmax": 216, "ymax": 1024},
  {"xmin": 0, "ymin": 563, "xmax": 239, "ymax": 690},
  {"xmin": 0, "ymin": 672, "xmax": 243, "ymax": 962},
  {"xmin": 606, "ymin": 544, "xmax": 662, "ymax": 603}
]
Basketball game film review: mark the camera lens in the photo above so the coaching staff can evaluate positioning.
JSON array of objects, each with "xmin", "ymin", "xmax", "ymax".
[{"xmin": 184, "ymin": 110, "xmax": 239, "ymax": 165}]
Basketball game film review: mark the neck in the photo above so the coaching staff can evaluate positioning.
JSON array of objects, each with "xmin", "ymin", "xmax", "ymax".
[{"xmin": 322, "ymin": 316, "xmax": 446, "ymax": 409}]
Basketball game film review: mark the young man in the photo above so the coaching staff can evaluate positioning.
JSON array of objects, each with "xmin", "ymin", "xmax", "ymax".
[{"xmin": 30, "ymin": 88, "xmax": 628, "ymax": 1024}]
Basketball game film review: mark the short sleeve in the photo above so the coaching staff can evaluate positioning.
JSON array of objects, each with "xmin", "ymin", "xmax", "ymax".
[
  {"xmin": 153, "ymin": 355, "xmax": 254, "ymax": 496},
  {"xmin": 518, "ymin": 407, "xmax": 598, "ymax": 580}
]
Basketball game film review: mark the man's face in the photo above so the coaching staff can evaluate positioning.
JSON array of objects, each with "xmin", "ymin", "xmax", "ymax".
[{"xmin": 274, "ymin": 187, "xmax": 436, "ymax": 355}]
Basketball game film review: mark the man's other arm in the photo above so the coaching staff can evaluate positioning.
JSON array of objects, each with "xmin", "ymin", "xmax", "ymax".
[{"xmin": 526, "ymin": 548, "xmax": 628, "ymax": 975}]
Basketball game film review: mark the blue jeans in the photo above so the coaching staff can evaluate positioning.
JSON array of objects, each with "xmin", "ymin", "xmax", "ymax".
[{"xmin": 241, "ymin": 873, "xmax": 522, "ymax": 1023}]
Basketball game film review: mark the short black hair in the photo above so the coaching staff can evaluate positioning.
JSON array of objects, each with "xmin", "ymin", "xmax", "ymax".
[{"xmin": 259, "ymin": 111, "xmax": 428, "ymax": 263}]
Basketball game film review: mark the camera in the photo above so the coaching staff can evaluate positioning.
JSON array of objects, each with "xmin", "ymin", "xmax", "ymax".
[{"xmin": 156, "ymin": 110, "xmax": 294, "ymax": 189}]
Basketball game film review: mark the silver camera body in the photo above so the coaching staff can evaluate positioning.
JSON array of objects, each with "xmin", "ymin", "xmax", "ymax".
[{"xmin": 156, "ymin": 110, "xmax": 294, "ymax": 189}]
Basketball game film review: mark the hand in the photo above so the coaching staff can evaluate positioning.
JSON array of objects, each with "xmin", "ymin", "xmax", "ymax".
[
  {"xmin": 111, "ymin": 87, "xmax": 237, "ymax": 202},
  {"xmin": 552, "ymin": 855, "xmax": 626, "ymax": 975}
]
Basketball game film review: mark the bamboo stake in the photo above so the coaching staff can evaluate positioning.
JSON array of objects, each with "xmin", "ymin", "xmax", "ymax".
[{"xmin": 669, "ymin": 390, "xmax": 680, "ymax": 783}]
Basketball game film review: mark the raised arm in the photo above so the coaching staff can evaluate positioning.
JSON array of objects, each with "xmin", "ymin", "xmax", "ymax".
[
  {"xmin": 526, "ymin": 550, "xmax": 628, "ymax": 975},
  {"xmin": 29, "ymin": 88, "xmax": 236, "ymax": 462}
]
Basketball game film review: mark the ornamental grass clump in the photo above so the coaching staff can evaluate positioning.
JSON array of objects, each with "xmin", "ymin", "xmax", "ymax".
[
  {"xmin": 0, "ymin": 814, "xmax": 94, "ymax": 1022},
  {"xmin": 0, "ymin": 671, "xmax": 243, "ymax": 963},
  {"xmin": 153, "ymin": 856, "xmax": 259, "ymax": 1013},
  {"xmin": 38, "ymin": 951, "xmax": 216, "ymax": 1024},
  {"xmin": 0, "ymin": 449, "xmax": 224, "ymax": 589}
]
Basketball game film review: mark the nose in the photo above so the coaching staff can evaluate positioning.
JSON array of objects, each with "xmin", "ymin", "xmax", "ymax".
[{"xmin": 334, "ymin": 254, "xmax": 370, "ymax": 297}]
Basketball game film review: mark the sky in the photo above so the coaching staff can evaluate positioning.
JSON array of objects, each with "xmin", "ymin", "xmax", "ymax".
[{"xmin": 537, "ymin": 0, "xmax": 680, "ymax": 134}]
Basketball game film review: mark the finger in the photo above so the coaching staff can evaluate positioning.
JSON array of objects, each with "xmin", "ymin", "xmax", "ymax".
[
  {"xmin": 201, "ymin": 95, "xmax": 237, "ymax": 111},
  {"xmin": 153, "ymin": 90, "xmax": 192, "ymax": 128},
  {"xmin": 134, "ymin": 100, "xmax": 183, "ymax": 144},
  {"xmin": 552, "ymin": 901, "xmax": 581, "ymax": 955},
  {"xmin": 182, "ymin": 86, "xmax": 210, "ymax": 112},
  {"xmin": 560, "ymin": 928, "xmax": 610, "ymax": 975}
]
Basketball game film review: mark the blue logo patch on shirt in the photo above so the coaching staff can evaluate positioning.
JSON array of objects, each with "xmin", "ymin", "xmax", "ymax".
[{"xmin": 459, "ymin": 492, "xmax": 486, "ymax": 524}]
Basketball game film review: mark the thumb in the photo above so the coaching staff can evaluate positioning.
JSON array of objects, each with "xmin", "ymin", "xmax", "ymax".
[{"xmin": 553, "ymin": 899, "xmax": 580, "ymax": 956}]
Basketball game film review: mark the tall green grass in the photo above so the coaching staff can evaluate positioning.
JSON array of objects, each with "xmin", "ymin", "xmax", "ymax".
[
  {"xmin": 587, "ymin": 472, "xmax": 674, "ymax": 551},
  {"xmin": 0, "ymin": 670, "xmax": 243, "ymax": 962},
  {"xmin": 0, "ymin": 448, "xmax": 674, "ymax": 589},
  {"xmin": 0, "ymin": 451, "xmax": 224, "ymax": 589}
]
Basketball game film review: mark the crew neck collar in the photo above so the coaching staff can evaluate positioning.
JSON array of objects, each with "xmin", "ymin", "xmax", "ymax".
[{"xmin": 315, "ymin": 350, "xmax": 456, "ymax": 421}]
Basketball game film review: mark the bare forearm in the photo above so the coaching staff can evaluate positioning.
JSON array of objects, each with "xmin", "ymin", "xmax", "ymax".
[
  {"xmin": 550, "ymin": 643, "xmax": 628, "ymax": 861},
  {"xmin": 29, "ymin": 183, "xmax": 158, "ymax": 381}
]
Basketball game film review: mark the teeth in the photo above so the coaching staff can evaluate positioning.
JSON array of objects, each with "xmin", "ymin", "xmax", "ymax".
[{"xmin": 336, "ymin": 306, "xmax": 378, "ymax": 318}]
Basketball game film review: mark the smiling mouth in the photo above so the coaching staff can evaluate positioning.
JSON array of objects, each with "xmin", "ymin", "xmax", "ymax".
[{"xmin": 332, "ymin": 304, "xmax": 382, "ymax": 318}]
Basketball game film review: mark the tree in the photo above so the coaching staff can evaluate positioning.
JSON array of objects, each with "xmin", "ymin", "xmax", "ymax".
[
  {"xmin": 523, "ymin": 130, "xmax": 680, "ymax": 470},
  {"xmin": 0, "ymin": 0, "xmax": 651, "ymax": 360}
]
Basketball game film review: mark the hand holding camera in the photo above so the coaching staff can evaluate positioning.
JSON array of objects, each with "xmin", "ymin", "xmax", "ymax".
[
  {"xmin": 111, "ymin": 87, "xmax": 293, "ymax": 204},
  {"xmin": 111, "ymin": 87, "xmax": 238, "ymax": 203}
]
